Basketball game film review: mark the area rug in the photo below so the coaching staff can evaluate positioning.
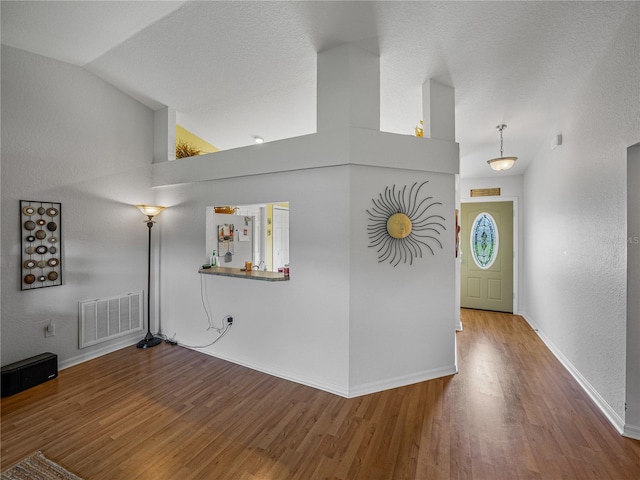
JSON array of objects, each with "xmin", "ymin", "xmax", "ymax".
[{"xmin": 1, "ymin": 451, "xmax": 83, "ymax": 480}]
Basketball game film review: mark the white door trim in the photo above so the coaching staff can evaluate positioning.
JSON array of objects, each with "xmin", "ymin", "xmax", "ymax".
[
  {"xmin": 272, "ymin": 205, "xmax": 290, "ymax": 271},
  {"xmin": 460, "ymin": 196, "xmax": 519, "ymax": 315}
]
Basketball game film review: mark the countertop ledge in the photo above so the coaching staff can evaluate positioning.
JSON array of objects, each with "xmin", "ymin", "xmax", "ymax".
[{"xmin": 198, "ymin": 266, "xmax": 289, "ymax": 281}]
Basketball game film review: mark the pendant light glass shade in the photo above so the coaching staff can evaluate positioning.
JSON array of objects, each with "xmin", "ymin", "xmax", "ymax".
[
  {"xmin": 487, "ymin": 156, "xmax": 517, "ymax": 171},
  {"xmin": 487, "ymin": 124, "xmax": 517, "ymax": 171}
]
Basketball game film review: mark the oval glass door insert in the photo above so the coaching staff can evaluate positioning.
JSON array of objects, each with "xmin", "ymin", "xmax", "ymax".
[{"xmin": 470, "ymin": 212, "xmax": 499, "ymax": 269}]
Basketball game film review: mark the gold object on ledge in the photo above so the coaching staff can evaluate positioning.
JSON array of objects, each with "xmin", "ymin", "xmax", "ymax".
[{"xmin": 214, "ymin": 206, "xmax": 237, "ymax": 214}]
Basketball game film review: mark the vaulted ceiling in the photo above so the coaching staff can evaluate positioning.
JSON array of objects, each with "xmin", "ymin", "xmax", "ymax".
[{"xmin": 2, "ymin": 1, "xmax": 634, "ymax": 178}]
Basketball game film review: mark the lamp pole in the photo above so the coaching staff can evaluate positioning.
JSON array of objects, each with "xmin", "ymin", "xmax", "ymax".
[{"xmin": 136, "ymin": 205, "xmax": 165, "ymax": 349}]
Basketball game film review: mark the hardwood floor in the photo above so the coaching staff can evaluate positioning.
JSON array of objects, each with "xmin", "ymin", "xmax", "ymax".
[{"xmin": 2, "ymin": 309, "xmax": 640, "ymax": 479}]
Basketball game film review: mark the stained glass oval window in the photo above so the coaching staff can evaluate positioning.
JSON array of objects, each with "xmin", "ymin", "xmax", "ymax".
[{"xmin": 470, "ymin": 212, "xmax": 499, "ymax": 269}]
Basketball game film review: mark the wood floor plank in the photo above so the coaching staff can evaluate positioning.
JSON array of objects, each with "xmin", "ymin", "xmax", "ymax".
[{"xmin": 2, "ymin": 309, "xmax": 640, "ymax": 479}]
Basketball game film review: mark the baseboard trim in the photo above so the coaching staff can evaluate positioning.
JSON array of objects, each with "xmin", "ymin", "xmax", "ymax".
[
  {"xmin": 520, "ymin": 311, "xmax": 625, "ymax": 435},
  {"xmin": 347, "ymin": 364, "xmax": 458, "ymax": 398},
  {"xmin": 186, "ymin": 346, "xmax": 457, "ymax": 399},
  {"xmin": 624, "ymin": 423, "xmax": 640, "ymax": 440},
  {"xmin": 189, "ymin": 348, "xmax": 351, "ymax": 397},
  {"xmin": 59, "ymin": 337, "xmax": 139, "ymax": 370}
]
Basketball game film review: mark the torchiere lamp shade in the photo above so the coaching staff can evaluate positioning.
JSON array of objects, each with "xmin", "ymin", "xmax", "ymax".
[{"xmin": 136, "ymin": 205, "xmax": 166, "ymax": 218}]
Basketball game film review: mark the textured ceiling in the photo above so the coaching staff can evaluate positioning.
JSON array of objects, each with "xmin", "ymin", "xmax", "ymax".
[{"xmin": 1, "ymin": 1, "xmax": 635, "ymax": 178}]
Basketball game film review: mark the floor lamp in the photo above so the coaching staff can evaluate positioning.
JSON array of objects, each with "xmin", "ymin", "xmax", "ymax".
[{"xmin": 136, "ymin": 205, "xmax": 166, "ymax": 349}]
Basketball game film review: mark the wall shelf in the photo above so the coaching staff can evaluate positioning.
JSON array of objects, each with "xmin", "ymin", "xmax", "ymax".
[{"xmin": 198, "ymin": 266, "xmax": 289, "ymax": 282}]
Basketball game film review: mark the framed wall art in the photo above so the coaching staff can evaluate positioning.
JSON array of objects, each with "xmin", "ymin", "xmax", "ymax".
[{"xmin": 20, "ymin": 200, "xmax": 63, "ymax": 290}]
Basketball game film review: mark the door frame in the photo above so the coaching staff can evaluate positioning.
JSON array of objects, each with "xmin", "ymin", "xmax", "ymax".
[
  {"xmin": 460, "ymin": 196, "xmax": 519, "ymax": 315},
  {"xmin": 272, "ymin": 205, "xmax": 290, "ymax": 271}
]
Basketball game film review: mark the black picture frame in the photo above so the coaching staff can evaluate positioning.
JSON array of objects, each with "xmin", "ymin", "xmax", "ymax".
[{"xmin": 20, "ymin": 200, "xmax": 63, "ymax": 290}]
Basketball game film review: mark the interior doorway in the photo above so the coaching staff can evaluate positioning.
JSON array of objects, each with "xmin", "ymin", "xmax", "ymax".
[
  {"xmin": 272, "ymin": 205, "xmax": 290, "ymax": 271},
  {"xmin": 625, "ymin": 144, "xmax": 640, "ymax": 438},
  {"xmin": 460, "ymin": 200, "xmax": 514, "ymax": 313}
]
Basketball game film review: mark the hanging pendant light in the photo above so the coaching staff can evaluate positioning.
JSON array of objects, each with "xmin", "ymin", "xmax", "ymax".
[{"xmin": 487, "ymin": 124, "xmax": 517, "ymax": 171}]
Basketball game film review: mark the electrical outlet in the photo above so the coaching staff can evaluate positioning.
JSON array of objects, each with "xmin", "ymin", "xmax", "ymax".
[
  {"xmin": 227, "ymin": 316, "xmax": 233, "ymax": 325},
  {"xmin": 45, "ymin": 322, "xmax": 55, "ymax": 337}
]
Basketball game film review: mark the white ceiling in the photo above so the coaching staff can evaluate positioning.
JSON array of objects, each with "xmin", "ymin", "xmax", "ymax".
[{"xmin": 1, "ymin": 1, "xmax": 634, "ymax": 178}]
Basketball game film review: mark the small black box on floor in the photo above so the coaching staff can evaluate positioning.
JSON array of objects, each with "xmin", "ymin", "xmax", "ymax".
[{"xmin": 1, "ymin": 352, "xmax": 58, "ymax": 397}]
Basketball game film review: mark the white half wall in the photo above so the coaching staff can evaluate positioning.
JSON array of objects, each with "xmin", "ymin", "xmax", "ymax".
[
  {"xmin": 156, "ymin": 167, "xmax": 352, "ymax": 395},
  {"xmin": 154, "ymin": 125, "xmax": 458, "ymax": 397}
]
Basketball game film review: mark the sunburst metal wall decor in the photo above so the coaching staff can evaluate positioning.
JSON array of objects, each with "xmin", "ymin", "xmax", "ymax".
[{"xmin": 366, "ymin": 181, "xmax": 446, "ymax": 266}]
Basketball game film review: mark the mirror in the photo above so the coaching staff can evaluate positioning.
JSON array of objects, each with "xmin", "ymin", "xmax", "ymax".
[{"xmin": 206, "ymin": 203, "xmax": 289, "ymax": 272}]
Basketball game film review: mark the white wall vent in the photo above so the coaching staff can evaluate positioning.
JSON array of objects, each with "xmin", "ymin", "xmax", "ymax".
[{"xmin": 79, "ymin": 291, "xmax": 144, "ymax": 348}]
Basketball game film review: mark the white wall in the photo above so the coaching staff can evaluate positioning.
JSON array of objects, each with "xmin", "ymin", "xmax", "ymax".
[
  {"xmin": 626, "ymin": 145, "xmax": 640, "ymax": 438},
  {"xmin": 1, "ymin": 46, "xmax": 154, "ymax": 367},
  {"xmin": 350, "ymin": 166, "xmax": 457, "ymax": 395},
  {"xmin": 459, "ymin": 176, "xmax": 523, "ymax": 205},
  {"xmin": 521, "ymin": 8, "xmax": 640, "ymax": 432},
  {"xmin": 154, "ymin": 127, "xmax": 458, "ymax": 397},
  {"xmin": 156, "ymin": 167, "xmax": 352, "ymax": 395},
  {"xmin": 156, "ymin": 164, "xmax": 457, "ymax": 397}
]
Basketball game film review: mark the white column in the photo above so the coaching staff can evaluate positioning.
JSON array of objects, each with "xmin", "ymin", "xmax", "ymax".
[
  {"xmin": 154, "ymin": 106, "xmax": 176, "ymax": 163},
  {"xmin": 317, "ymin": 43, "xmax": 380, "ymax": 132},
  {"xmin": 422, "ymin": 79, "xmax": 455, "ymax": 141}
]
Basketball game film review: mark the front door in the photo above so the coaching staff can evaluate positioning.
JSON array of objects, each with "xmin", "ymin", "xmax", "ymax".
[{"xmin": 460, "ymin": 201, "xmax": 513, "ymax": 312}]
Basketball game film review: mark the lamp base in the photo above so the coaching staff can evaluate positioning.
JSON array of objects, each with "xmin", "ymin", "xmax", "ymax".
[{"xmin": 137, "ymin": 333, "xmax": 162, "ymax": 349}]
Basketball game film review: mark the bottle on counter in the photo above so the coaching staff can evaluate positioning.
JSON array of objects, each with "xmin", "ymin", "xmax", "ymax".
[{"xmin": 211, "ymin": 249, "xmax": 218, "ymax": 267}]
